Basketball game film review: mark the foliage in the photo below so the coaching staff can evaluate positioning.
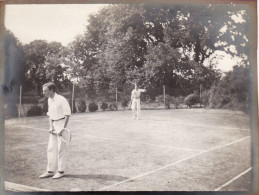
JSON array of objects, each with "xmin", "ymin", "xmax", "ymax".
[
  {"xmin": 208, "ymin": 65, "xmax": 249, "ymax": 112},
  {"xmin": 100, "ymin": 102, "xmax": 108, "ymax": 111},
  {"xmin": 184, "ymin": 93, "xmax": 200, "ymax": 108},
  {"xmin": 88, "ymin": 102, "xmax": 98, "ymax": 112},
  {"xmin": 171, "ymin": 96, "xmax": 184, "ymax": 109},
  {"xmin": 3, "ymin": 29, "xmax": 25, "ymax": 96},
  {"xmin": 121, "ymin": 99, "xmax": 129, "ymax": 110},
  {"xmin": 67, "ymin": 3, "xmax": 249, "ymax": 99},
  {"xmin": 201, "ymin": 89, "xmax": 211, "ymax": 107},
  {"xmin": 77, "ymin": 99, "xmax": 87, "ymax": 112},
  {"xmin": 42, "ymin": 97, "xmax": 48, "ymax": 113},
  {"xmin": 156, "ymin": 94, "xmax": 171, "ymax": 109},
  {"xmin": 23, "ymin": 40, "xmax": 70, "ymax": 95},
  {"xmin": 27, "ymin": 105, "xmax": 43, "ymax": 116},
  {"xmin": 109, "ymin": 103, "xmax": 117, "ymax": 111}
]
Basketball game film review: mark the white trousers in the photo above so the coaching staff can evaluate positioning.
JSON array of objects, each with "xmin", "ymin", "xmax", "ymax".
[
  {"xmin": 131, "ymin": 98, "xmax": 141, "ymax": 118},
  {"xmin": 47, "ymin": 119, "xmax": 68, "ymax": 172}
]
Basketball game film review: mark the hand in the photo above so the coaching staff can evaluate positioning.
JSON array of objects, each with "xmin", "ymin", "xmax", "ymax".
[
  {"xmin": 48, "ymin": 127, "xmax": 55, "ymax": 134},
  {"xmin": 58, "ymin": 129, "xmax": 63, "ymax": 136}
]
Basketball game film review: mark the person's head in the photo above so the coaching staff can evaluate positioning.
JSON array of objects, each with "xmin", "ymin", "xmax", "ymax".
[
  {"xmin": 43, "ymin": 82, "xmax": 56, "ymax": 98},
  {"xmin": 135, "ymin": 83, "xmax": 138, "ymax": 90}
]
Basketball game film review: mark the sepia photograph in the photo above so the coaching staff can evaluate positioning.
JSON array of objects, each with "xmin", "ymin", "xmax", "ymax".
[{"xmin": 0, "ymin": 0, "xmax": 258, "ymax": 193}]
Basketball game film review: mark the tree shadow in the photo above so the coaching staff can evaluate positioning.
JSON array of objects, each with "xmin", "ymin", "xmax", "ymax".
[{"xmin": 65, "ymin": 174, "xmax": 129, "ymax": 181}]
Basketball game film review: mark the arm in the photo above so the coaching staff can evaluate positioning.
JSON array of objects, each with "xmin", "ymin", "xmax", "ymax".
[
  {"xmin": 139, "ymin": 89, "xmax": 147, "ymax": 93},
  {"xmin": 48, "ymin": 118, "xmax": 54, "ymax": 134},
  {"xmin": 58, "ymin": 115, "xmax": 70, "ymax": 136},
  {"xmin": 63, "ymin": 115, "xmax": 70, "ymax": 129},
  {"xmin": 58, "ymin": 97, "xmax": 71, "ymax": 136}
]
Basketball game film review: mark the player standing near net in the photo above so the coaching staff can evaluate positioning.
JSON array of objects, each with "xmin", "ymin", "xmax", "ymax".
[
  {"xmin": 130, "ymin": 84, "xmax": 146, "ymax": 120},
  {"xmin": 39, "ymin": 82, "xmax": 71, "ymax": 179}
]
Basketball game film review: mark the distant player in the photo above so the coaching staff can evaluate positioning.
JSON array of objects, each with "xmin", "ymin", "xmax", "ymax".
[
  {"xmin": 39, "ymin": 82, "xmax": 71, "ymax": 179},
  {"xmin": 131, "ymin": 84, "xmax": 146, "ymax": 120}
]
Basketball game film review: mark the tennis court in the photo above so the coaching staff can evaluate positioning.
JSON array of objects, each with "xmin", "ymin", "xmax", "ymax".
[{"xmin": 4, "ymin": 109, "xmax": 252, "ymax": 191}]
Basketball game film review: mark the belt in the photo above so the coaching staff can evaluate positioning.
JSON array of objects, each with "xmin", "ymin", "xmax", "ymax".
[
  {"xmin": 134, "ymin": 98, "xmax": 140, "ymax": 99},
  {"xmin": 52, "ymin": 117, "xmax": 65, "ymax": 121}
]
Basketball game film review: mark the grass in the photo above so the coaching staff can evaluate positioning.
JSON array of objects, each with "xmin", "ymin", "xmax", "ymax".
[{"xmin": 4, "ymin": 108, "xmax": 252, "ymax": 191}]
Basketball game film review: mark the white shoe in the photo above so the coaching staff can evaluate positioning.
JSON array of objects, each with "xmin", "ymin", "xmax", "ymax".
[
  {"xmin": 52, "ymin": 172, "xmax": 65, "ymax": 179},
  {"xmin": 39, "ymin": 172, "xmax": 54, "ymax": 179}
]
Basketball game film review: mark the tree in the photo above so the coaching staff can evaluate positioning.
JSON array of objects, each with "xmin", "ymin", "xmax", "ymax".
[
  {"xmin": 3, "ymin": 29, "xmax": 25, "ymax": 118},
  {"xmin": 70, "ymin": 3, "xmax": 250, "ymax": 100},
  {"xmin": 24, "ymin": 40, "xmax": 69, "ymax": 95},
  {"xmin": 209, "ymin": 65, "xmax": 249, "ymax": 112}
]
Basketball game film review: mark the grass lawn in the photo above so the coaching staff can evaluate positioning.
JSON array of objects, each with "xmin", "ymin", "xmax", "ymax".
[{"xmin": 4, "ymin": 108, "xmax": 252, "ymax": 191}]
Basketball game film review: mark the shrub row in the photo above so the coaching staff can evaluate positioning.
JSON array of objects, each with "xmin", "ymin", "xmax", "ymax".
[{"xmin": 26, "ymin": 101, "xmax": 121, "ymax": 116}]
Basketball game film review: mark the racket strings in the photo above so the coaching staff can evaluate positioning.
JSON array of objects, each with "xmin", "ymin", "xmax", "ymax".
[{"xmin": 60, "ymin": 129, "xmax": 71, "ymax": 142}]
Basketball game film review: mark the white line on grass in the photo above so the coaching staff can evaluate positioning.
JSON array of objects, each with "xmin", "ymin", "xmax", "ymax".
[
  {"xmin": 5, "ymin": 142, "xmax": 47, "ymax": 150},
  {"xmin": 97, "ymin": 136, "xmax": 251, "ymax": 191},
  {"xmin": 5, "ymin": 181, "xmax": 50, "ymax": 192},
  {"xmin": 142, "ymin": 120, "xmax": 250, "ymax": 131},
  {"xmin": 15, "ymin": 125, "xmax": 204, "ymax": 152},
  {"xmin": 72, "ymin": 118, "xmax": 250, "ymax": 131},
  {"xmin": 214, "ymin": 167, "xmax": 252, "ymax": 191},
  {"xmin": 73, "ymin": 133, "xmax": 205, "ymax": 152}
]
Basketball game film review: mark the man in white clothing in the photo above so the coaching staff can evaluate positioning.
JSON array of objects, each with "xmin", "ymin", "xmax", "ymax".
[
  {"xmin": 39, "ymin": 82, "xmax": 71, "ymax": 179},
  {"xmin": 131, "ymin": 84, "xmax": 146, "ymax": 120}
]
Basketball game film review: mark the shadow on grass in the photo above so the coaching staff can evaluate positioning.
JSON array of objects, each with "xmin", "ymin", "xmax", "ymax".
[{"xmin": 65, "ymin": 174, "xmax": 129, "ymax": 181}]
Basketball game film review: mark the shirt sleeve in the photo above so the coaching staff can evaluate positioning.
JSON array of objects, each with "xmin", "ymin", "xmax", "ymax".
[
  {"xmin": 139, "ymin": 89, "xmax": 146, "ymax": 92},
  {"xmin": 62, "ymin": 97, "xmax": 71, "ymax": 116}
]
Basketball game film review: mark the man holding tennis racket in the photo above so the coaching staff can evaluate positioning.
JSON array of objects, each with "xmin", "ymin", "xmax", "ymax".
[
  {"xmin": 130, "ymin": 84, "xmax": 146, "ymax": 120},
  {"xmin": 39, "ymin": 82, "xmax": 71, "ymax": 179}
]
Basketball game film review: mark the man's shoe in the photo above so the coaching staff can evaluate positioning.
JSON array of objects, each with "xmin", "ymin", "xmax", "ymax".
[
  {"xmin": 52, "ymin": 172, "xmax": 65, "ymax": 179},
  {"xmin": 39, "ymin": 172, "xmax": 54, "ymax": 179}
]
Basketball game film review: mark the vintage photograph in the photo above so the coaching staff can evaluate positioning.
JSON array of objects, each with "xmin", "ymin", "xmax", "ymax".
[{"xmin": 1, "ymin": 0, "xmax": 257, "ymax": 192}]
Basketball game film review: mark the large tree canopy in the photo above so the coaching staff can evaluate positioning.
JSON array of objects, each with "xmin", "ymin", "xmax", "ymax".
[
  {"xmin": 65, "ymin": 3, "xmax": 250, "ymax": 99},
  {"xmin": 23, "ymin": 40, "xmax": 70, "ymax": 95}
]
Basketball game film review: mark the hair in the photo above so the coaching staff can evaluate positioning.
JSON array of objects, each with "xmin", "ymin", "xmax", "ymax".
[{"xmin": 43, "ymin": 82, "xmax": 56, "ymax": 92}]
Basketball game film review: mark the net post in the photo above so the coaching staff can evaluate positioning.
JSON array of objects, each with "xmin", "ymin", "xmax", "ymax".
[
  {"xmin": 19, "ymin": 85, "xmax": 22, "ymax": 118},
  {"xmin": 163, "ymin": 85, "xmax": 165, "ymax": 108},
  {"xmin": 72, "ymin": 84, "xmax": 75, "ymax": 113}
]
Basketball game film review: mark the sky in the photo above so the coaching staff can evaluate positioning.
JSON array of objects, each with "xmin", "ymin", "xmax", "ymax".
[
  {"xmin": 4, "ymin": 4, "xmax": 245, "ymax": 72},
  {"xmin": 4, "ymin": 4, "xmax": 108, "ymax": 46}
]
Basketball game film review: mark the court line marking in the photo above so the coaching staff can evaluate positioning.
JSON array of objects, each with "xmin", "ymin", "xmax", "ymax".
[
  {"xmin": 5, "ymin": 142, "xmax": 47, "ymax": 150},
  {"xmin": 97, "ymin": 136, "xmax": 250, "ymax": 191},
  {"xmin": 214, "ymin": 167, "xmax": 252, "ymax": 191},
  {"xmin": 70, "ymin": 119, "xmax": 250, "ymax": 131},
  {"xmin": 5, "ymin": 181, "xmax": 50, "ymax": 192},
  {"xmin": 13, "ymin": 125, "xmax": 204, "ymax": 152}
]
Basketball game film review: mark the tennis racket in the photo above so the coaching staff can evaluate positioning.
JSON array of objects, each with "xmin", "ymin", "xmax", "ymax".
[
  {"xmin": 59, "ymin": 128, "xmax": 72, "ymax": 143},
  {"xmin": 51, "ymin": 128, "xmax": 72, "ymax": 143}
]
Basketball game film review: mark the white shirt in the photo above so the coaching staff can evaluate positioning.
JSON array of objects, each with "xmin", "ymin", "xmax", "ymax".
[
  {"xmin": 47, "ymin": 93, "xmax": 71, "ymax": 120},
  {"xmin": 131, "ymin": 89, "xmax": 145, "ymax": 99}
]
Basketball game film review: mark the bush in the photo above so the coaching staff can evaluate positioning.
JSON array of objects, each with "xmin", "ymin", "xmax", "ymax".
[
  {"xmin": 201, "ymin": 90, "xmax": 210, "ymax": 107},
  {"xmin": 156, "ymin": 95, "xmax": 171, "ymax": 109},
  {"xmin": 171, "ymin": 96, "xmax": 184, "ymax": 109},
  {"xmin": 121, "ymin": 99, "xmax": 128, "ymax": 110},
  {"xmin": 42, "ymin": 97, "xmax": 48, "ymax": 113},
  {"xmin": 89, "ymin": 102, "xmax": 98, "ymax": 112},
  {"xmin": 109, "ymin": 103, "xmax": 117, "ymax": 111},
  {"xmin": 77, "ymin": 99, "xmax": 87, "ymax": 112},
  {"xmin": 184, "ymin": 93, "xmax": 200, "ymax": 108},
  {"xmin": 101, "ymin": 102, "xmax": 108, "ymax": 111},
  {"xmin": 27, "ymin": 105, "xmax": 43, "ymax": 116}
]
